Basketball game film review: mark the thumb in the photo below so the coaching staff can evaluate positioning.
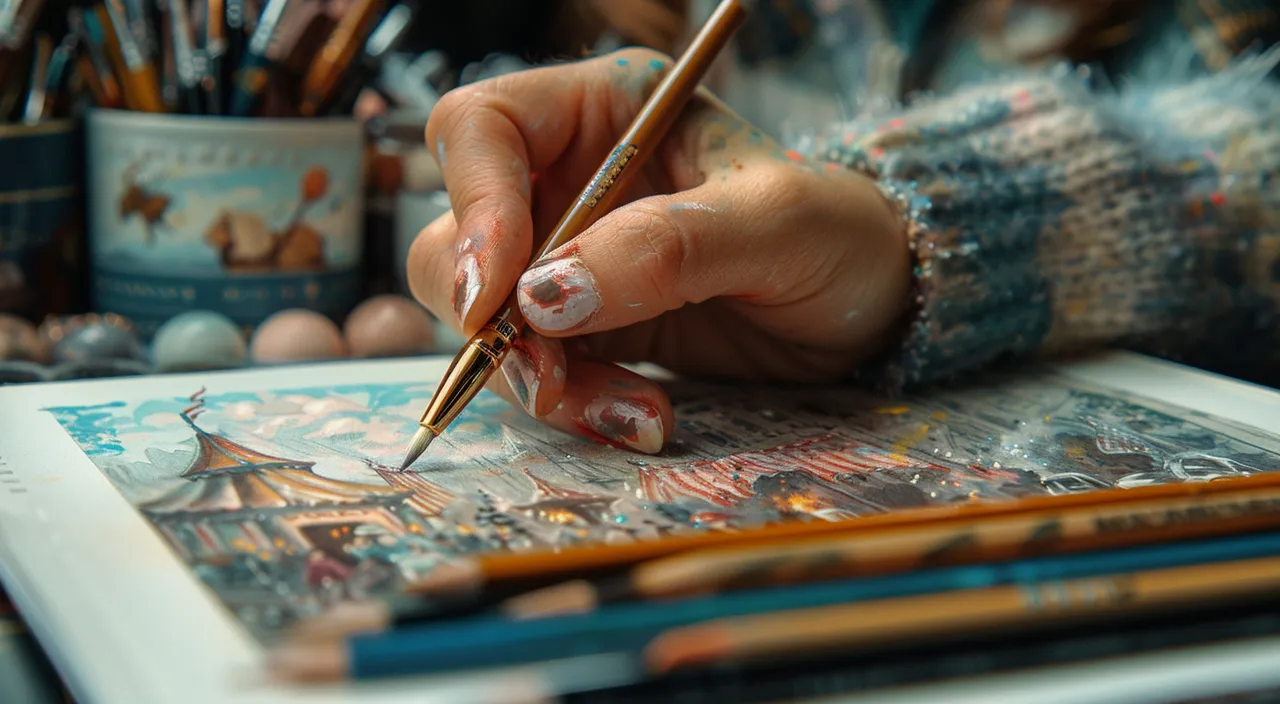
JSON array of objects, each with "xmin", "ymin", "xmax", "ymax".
[{"xmin": 514, "ymin": 170, "xmax": 834, "ymax": 336}]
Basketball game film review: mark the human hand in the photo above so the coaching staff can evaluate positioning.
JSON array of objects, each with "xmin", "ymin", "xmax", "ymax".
[{"xmin": 408, "ymin": 48, "xmax": 912, "ymax": 455}]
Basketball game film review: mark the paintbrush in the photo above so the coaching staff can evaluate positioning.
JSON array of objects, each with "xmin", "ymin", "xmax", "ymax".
[
  {"xmin": 295, "ymin": 0, "xmax": 382, "ymax": 116},
  {"xmin": 396, "ymin": 0, "xmax": 751, "ymax": 470},
  {"xmin": 322, "ymin": 0, "xmax": 415, "ymax": 116},
  {"xmin": 202, "ymin": 0, "xmax": 222, "ymax": 112},
  {"xmin": 166, "ymin": 0, "xmax": 203, "ymax": 113},
  {"xmin": 500, "ymin": 483, "xmax": 1280, "ymax": 617},
  {"xmin": 69, "ymin": 7, "xmax": 124, "ymax": 108},
  {"xmin": 226, "ymin": 0, "xmax": 288, "ymax": 116},
  {"xmin": 21, "ymin": 32, "xmax": 51, "ymax": 121}
]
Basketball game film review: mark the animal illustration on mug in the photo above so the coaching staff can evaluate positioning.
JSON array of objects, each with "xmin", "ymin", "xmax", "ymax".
[
  {"xmin": 203, "ymin": 166, "xmax": 331, "ymax": 272},
  {"xmin": 118, "ymin": 161, "xmax": 173, "ymax": 246}
]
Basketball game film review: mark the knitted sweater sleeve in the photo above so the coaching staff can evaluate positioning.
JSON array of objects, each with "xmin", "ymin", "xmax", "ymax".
[{"xmin": 794, "ymin": 59, "xmax": 1280, "ymax": 388}]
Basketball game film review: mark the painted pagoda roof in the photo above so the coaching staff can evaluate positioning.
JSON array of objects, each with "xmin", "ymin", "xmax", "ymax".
[
  {"xmin": 140, "ymin": 415, "xmax": 410, "ymax": 515},
  {"xmin": 638, "ymin": 436, "xmax": 932, "ymax": 508},
  {"xmin": 180, "ymin": 414, "xmax": 314, "ymax": 477},
  {"xmin": 142, "ymin": 467, "xmax": 409, "ymax": 515}
]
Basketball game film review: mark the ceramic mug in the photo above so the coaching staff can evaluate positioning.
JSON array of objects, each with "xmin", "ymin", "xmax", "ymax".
[{"xmin": 86, "ymin": 110, "xmax": 364, "ymax": 337}]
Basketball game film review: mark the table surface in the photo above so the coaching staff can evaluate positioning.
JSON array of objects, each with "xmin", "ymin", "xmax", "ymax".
[{"xmin": 1, "ymin": 587, "xmax": 68, "ymax": 704}]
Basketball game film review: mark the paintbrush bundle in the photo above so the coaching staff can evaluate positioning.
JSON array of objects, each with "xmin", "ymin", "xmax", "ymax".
[
  {"xmin": 0, "ymin": 0, "xmax": 417, "ymax": 119},
  {"xmin": 5, "ymin": 352, "xmax": 1280, "ymax": 703}
]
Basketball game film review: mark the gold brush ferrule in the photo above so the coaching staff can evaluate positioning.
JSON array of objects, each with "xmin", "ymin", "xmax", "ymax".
[{"xmin": 418, "ymin": 320, "xmax": 519, "ymax": 435}]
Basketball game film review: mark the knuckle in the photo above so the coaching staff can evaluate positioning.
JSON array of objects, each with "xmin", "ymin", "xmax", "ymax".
[
  {"xmin": 426, "ymin": 87, "xmax": 479, "ymax": 147},
  {"xmin": 755, "ymin": 161, "xmax": 812, "ymax": 210},
  {"xmin": 624, "ymin": 205, "xmax": 692, "ymax": 306}
]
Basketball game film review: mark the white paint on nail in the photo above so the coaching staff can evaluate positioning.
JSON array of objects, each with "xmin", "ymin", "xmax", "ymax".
[
  {"xmin": 552, "ymin": 365, "xmax": 565, "ymax": 383},
  {"xmin": 627, "ymin": 302, "xmax": 643, "ymax": 308},
  {"xmin": 583, "ymin": 395, "xmax": 664, "ymax": 454},
  {"xmin": 456, "ymin": 253, "xmax": 482, "ymax": 322},
  {"xmin": 500, "ymin": 346, "xmax": 540, "ymax": 415},
  {"xmin": 517, "ymin": 257, "xmax": 601, "ymax": 331}
]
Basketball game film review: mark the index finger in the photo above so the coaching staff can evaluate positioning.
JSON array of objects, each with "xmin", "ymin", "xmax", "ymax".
[{"xmin": 422, "ymin": 49, "xmax": 672, "ymax": 331}]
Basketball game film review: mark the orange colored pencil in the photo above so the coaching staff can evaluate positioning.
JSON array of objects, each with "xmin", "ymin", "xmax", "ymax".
[
  {"xmin": 505, "ymin": 483, "xmax": 1280, "ymax": 616},
  {"xmin": 410, "ymin": 471, "xmax": 1280, "ymax": 597}
]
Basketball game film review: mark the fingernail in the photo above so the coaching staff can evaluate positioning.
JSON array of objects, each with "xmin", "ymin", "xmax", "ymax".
[
  {"xmin": 518, "ymin": 257, "xmax": 600, "ymax": 331},
  {"xmin": 453, "ymin": 251, "xmax": 481, "ymax": 323},
  {"xmin": 582, "ymin": 395, "xmax": 664, "ymax": 454},
  {"xmin": 501, "ymin": 340, "xmax": 540, "ymax": 415}
]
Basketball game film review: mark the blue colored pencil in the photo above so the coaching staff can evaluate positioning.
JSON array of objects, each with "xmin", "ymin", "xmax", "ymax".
[{"xmin": 269, "ymin": 530, "xmax": 1280, "ymax": 681}]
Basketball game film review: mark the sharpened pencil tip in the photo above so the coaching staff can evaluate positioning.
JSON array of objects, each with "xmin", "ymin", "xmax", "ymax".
[
  {"xmin": 399, "ymin": 427, "xmax": 435, "ymax": 470},
  {"xmin": 406, "ymin": 559, "xmax": 483, "ymax": 597},
  {"xmin": 502, "ymin": 579, "xmax": 601, "ymax": 620},
  {"xmin": 285, "ymin": 601, "xmax": 391, "ymax": 644},
  {"xmin": 267, "ymin": 641, "xmax": 348, "ymax": 683}
]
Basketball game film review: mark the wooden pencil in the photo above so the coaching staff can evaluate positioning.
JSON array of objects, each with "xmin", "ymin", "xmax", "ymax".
[
  {"xmin": 407, "ymin": 472, "xmax": 1280, "ymax": 599},
  {"xmin": 270, "ymin": 531, "xmax": 1280, "ymax": 680},
  {"xmin": 643, "ymin": 553, "xmax": 1280, "ymax": 673},
  {"xmin": 503, "ymin": 483, "xmax": 1280, "ymax": 616}
]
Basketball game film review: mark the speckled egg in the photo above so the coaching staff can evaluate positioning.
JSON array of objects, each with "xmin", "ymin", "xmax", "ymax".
[
  {"xmin": 152, "ymin": 311, "xmax": 248, "ymax": 372},
  {"xmin": 250, "ymin": 309, "xmax": 348, "ymax": 363},
  {"xmin": 343, "ymin": 295, "xmax": 435, "ymax": 358},
  {"xmin": 0, "ymin": 314, "xmax": 50, "ymax": 363},
  {"xmin": 52, "ymin": 320, "xmax": 145, "ymax": 365}
]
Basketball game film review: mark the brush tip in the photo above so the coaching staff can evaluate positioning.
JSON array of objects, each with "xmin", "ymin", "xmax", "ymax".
[
  {"xmin": 267, "ymin": 641, "xmax": 348, "ymax": 683},
  {"xmin": 399, "ymin": 427, "xmax": 435, "ymax": 470}
]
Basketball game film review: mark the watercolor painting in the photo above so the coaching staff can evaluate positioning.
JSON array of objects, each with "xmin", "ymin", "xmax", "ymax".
[{"xmin": 46, "ymin": 369, "xmax": 1280, "ymax": 642}]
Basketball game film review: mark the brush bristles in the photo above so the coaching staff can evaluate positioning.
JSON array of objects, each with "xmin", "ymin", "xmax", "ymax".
[{"xmin": 399, "ymin": 427, "xmax": 435, "ymax": 470}]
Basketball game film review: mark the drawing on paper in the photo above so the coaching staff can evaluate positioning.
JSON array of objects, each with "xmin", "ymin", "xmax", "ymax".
[{"xmin": 45, "ymin": 371, "xmax": 1280, "ymax": 642}]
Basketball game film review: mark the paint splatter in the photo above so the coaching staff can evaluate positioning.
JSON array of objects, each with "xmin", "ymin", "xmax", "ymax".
[
  {"xmin": 436, "ymin": 136, "xmax": 447, "ymax": 167},
  {"xmin": 581, "ymin": 396, "xmax": 663, "ymax": 453},
  {"xmin": 518, "ymin": 258, "xmax": 601, "ymax": 331},
  {"xmin": 667, "ymin": 202, "xmax": 716, "ymax": 214},
  {"xmin": 616, "ymin": 58, "xmax": 630, "ymax": 66},
  {"xmin": 501, "ymin": 341, "xmax": 540, "ymax": 414},
  {"xmin": 649, "ymin": 59, "xmax": 665, "ymax": 70},
  {"xmin": 453, "ymin": 253, "xmax": 482, "ymax": 322}
]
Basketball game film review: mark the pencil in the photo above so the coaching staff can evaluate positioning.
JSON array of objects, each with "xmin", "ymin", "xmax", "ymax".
[
  {"xmin": 406, "ymin": 471, "xmax": 1280, "ymax": 600},
  {"xmin": 396, "ymin": 0, "xmax": 751, "ymax": 471},
  {"xmin": 503, "ymin": 483, "xmax": 1280, "ymax": 617},
  {"xmin": 644, "ymin": 552, "xmax": 1280, "ymax": 673},
  {"xmin": 22, "ymin": 33, "xmax": 50, "ymax": 122},
  {"xmin": 226, "ymin": 0, "xmax": 289, "ymax": 116},
  {"xmin": 165, "ymin": 0, "xmax": 203, "ymax": 114},
  {"xmin": 296, "ymin": 0, "xmax": 383, "ymax": 116},
  {"xmin": 99, "ymin": 0, "xmax": 165, "ymax": 112},
  {"xmin": 324, "ymin": 0, "xmax": 416, "ymax": 116},
  {"xmin": 69, "ymin": 8, "xmax": 124, "ymax": 109},
  {"xmin": 203, "ymin": 0, "xmax": 224, "ymax": 113},
  {"xmin": 268, "ymin": 530, "xmax": 1280, "ymax": 680}
]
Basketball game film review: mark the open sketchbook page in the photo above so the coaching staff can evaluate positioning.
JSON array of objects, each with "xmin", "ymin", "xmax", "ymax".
[{"xmin": 1, "ymin": 352, "xmax": 1279, "ymax": 703}]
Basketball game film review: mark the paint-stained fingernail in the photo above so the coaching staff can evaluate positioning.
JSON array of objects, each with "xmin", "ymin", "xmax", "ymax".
[
  {"xmin": 582, "ymin": 395, "xmax": 664, "ymax": 454},
  {"xmin": 453, "ymin": 252, "xmax": 481, "ymax": 323},
  {"xmin": 517, "ymin": 257, "xmax": 601, "ymax": 331},
  {"xmin": 501, "ymin": 340, "xmax": 540, "ymax": 415}
]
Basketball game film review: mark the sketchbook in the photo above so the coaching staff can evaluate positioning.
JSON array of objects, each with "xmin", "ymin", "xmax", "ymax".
[{"xmin": 2, "ymin": 352, "xmax": 1280, "ymax": 703}]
